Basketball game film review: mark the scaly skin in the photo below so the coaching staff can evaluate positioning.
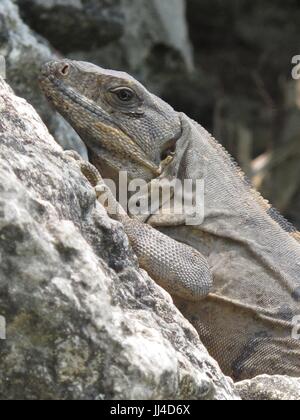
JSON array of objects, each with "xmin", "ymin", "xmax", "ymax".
[{"xmin": 40, "ymin": 60, "xmax": 300, "ymax": 380}]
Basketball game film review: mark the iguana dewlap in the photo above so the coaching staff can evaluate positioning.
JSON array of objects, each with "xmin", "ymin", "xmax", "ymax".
[{"xmin": 39, "ymin": 59, "xmax": 300, "ymax": 380}]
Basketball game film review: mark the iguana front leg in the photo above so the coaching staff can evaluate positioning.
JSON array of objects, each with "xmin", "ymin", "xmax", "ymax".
[{"xmin": 77, "ymin": 158, "xmax": 213, "ymax": 302}]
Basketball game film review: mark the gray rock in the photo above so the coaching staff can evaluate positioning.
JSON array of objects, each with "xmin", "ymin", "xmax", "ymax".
[
  {"xmin": 17, "ymin": 0, "xmax": 125, "ymax": 53},
  {"xmin": 0, "ymin": 0, "xmax": 87, "ymax": 157},
  {"xmin": 236, "ymin": 375, "xmax": 300, "ymax": 400},
  {"xmin": 119, "ymin": 0, "xmax": 194, "ymax": 75},
  {"xmin": 0, "ymin": 78, "xmax": 239, "ymax": 400},
  {"xmin": 16, "ymin": 0, "xmax": 193, "ymax": 83}
]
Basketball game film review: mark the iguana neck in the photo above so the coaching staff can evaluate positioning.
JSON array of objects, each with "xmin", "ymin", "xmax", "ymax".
[
  {"xmin": 174, "ymin": 114, "xmax": 298, "ymax": 237},
  {"xmin": 168, "ymin": 114, "xmax": 300, "ymax": 288}
]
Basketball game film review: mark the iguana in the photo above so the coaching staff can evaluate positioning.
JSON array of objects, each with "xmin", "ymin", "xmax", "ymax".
[{"xmin": 39, "ymin": 59, "xmax": 300, "ymax": 381}]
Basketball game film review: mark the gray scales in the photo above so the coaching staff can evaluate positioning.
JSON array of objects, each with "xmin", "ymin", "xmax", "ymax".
[{"xmin": 39, "ymin": 59, "xmax": 300, "ymax": 381}]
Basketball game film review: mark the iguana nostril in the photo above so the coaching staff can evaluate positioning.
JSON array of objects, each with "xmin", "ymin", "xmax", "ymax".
[{"xmin": 60, "ymin": 63, "xmax": 70, "ymax": 76}]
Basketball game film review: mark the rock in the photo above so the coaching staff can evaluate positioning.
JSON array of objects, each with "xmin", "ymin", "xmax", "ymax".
[
  {"xmin": 0, "ymin": 0, "xmax": 87, "ymax": 157},
  {"xmin": 16, "ymin": 0, "xmax": 193, "ymax": 84},
  {"xmin": 236, "ymin": 375, "xmax": 300, "ymax": 401},
  {"xmin": 17, "ymin": 0, "xmax": 125, "ymax": 53},
  {"xmin": 0, "ymin": 78, "xmax": 239, "ymax": 400}
]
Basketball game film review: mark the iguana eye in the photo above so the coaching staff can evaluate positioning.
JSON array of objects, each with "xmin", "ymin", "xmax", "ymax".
[{"xmin": 111, "ymin": 87, "xmax": 135, "ymax": 102}]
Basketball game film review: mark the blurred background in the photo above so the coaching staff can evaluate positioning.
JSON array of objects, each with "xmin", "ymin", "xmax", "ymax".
[{"xmin": 1, "ymin": 0, "xmax": 300, "ymax": 227}]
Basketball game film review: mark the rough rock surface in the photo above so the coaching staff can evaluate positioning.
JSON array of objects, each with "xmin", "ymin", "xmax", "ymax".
[
  {"xmin": 0, "ymin": 0, "xmax": 87, "ymax": 157},
  {"xmin": 17, "ymin": 0, "xmax": 125, "ymax": 53},
  {"xmin": 236, "ymin": 375, "xmax": 300, "ymax": 401},
  {"xmin": 15, "ymin": 0, "xmax": 193, "ymax": 90},
  {"xmin": 0, "ymin": 78, "xmax": 239, "ymax": 400}
]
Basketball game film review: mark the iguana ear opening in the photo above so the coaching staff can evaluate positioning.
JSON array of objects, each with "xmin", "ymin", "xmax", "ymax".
[
  {"xmin": 171, "ymin": 112, "xmax": 196, "ymax": 156},
  {"xmin": 157, "ymin": 112, "xmax": 198, "ymax": 180},
  {"xmin": 160, "ymin": 138, "xmax": 177, "ymax": 161},
  {"xmin": 159, "ymin": 114, "xmax": 191, "ymax": 167}
]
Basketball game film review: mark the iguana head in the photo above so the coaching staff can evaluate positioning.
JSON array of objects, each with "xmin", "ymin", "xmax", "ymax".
[{"xmin": 39, "ymin": 59, "xmax": 182, "ymax": 181}]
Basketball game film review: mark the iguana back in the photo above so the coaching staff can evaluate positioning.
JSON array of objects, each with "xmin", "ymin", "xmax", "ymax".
[{"xmin": 155, "ymin": 116, "xmax": 300, "ymax": 379}]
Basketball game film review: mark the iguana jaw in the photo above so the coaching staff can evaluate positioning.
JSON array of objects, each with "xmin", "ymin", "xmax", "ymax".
[{"xmin": 39, "ymin": 60, "xmax": 182, "ymax": 181}]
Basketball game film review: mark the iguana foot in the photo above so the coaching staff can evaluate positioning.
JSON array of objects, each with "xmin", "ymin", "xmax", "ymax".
[
  {"xmin": 64, "ymin": 151, "xmax": 213, "ymax": 302},
  {"xmin": 64, "ymin": 150, "xmax": 103, "ymax": 188},
  {"xmin": 63, "ymin": 149, "xmax": 84, "ymax": 162}
]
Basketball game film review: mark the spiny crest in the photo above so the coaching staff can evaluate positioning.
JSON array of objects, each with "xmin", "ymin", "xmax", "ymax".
[
  {"xmin": 266, "ymin": 206, "xmax": 297, "ymax": 233},
  {"xmin": 193, "ymin": 120, "xmax": 299, "ymax": 238}
]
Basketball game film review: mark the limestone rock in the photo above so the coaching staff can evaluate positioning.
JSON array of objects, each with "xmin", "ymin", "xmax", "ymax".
[
  {"xmin": 0, "ymin": 0, "xmax": 87, "ymax": 156},
  {"xmin": 236, "ymin": 375, "xmax": 300, "ymax": 401},
  {"xmin": 16, "ymin": 0, "xmax": 193, "ymax": 84},
  {"xmin": 0, "ymin": 78, "xmax": 238, "ymax": 400}
]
